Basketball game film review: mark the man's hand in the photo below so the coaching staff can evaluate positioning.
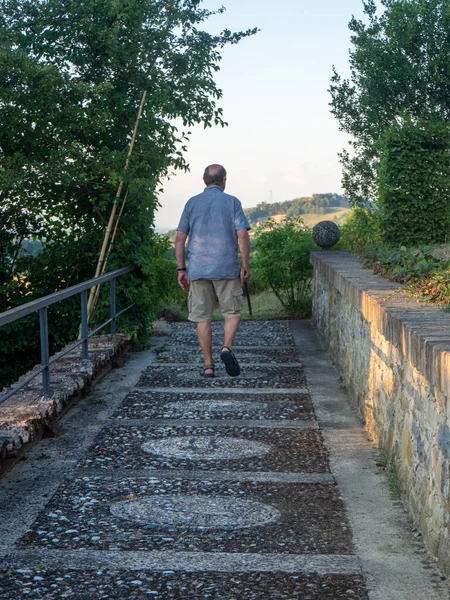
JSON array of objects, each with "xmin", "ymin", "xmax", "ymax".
[
  {"xmin": 175, "ymin": 230, "xmax": 189, "ymax": 291},
  {"xmin": 237, "ymin": 229, "xmax": 251, "ymax": 285},
  {"xmin": 240, "ymin": 266, "xmax": 251, "ymax": 285},
  {"xmin": 178, "ymin": 270, "xmax": 190, "ymax": 292}
]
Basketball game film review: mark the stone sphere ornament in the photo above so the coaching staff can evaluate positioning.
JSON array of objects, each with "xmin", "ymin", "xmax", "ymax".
[{"xmin": 312, "ymin": 220, "xmax": 340, "ymax": 249}]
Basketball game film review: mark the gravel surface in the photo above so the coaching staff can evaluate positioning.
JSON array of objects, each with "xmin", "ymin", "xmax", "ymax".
[
  {"xmin": 153, "ymin": 347, "xmax": 301, "ymax": 364},
  {"xmin": 166, "ymin": 321, "xmax": 295, "ymax": 347},
  {"xmin": 137, "ymin": 365, "xmax": 306, "ymax": 389},
  {"xmin": 112, "ymin": 390, "xmax": 314, "ymax": 421},
  {"xmin": 79, "ymin": 424, "xmax": 329, "ymax": 472},
  {"xmin": 19, "ymin": 477, "xmax": 352, "ymax": 554},
  {"xmin": 0, "ymin": 319, "xmax": 372, "ymax": 600},
  {"xmin": 0, "ymin": 570, "xmax": 367, "ymax": 599}
]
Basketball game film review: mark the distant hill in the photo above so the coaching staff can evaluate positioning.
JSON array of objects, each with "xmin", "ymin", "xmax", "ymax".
[{"xmin": 244, "ymin": 193, "xmax": 350, "ymax": 226}]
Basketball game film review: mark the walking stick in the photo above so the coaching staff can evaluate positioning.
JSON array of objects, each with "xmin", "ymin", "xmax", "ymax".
[
  {"xmin": 240, "ymin": 268, "xmax": 252, "ymax": 318},
  {"xmin": 244, "ymin": 281, "xmax": 253, "ymax": 317}
]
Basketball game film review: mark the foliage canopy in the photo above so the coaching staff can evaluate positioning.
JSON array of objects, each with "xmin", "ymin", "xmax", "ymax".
[
  {"xmin": 330, "ymin": 0, "xmax": 450, "ymax": 205},
  {"xmin": 0, "ymin": 0, "xmax": 257, "ymax": 260},
  {"xmin": 337, "ymin": 207, "xmax": 381, "ymax": 255}
]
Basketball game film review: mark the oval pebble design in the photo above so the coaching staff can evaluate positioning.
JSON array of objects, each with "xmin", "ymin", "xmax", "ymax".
[
  {"xmin": 142, "ymin": 436, "xmax": 271, "ymax": 460},
  {"xmin": 110, "ymin": 495, "xmax": 280, "ymax": 529},
  {"xmin": 163, "ymin": 399, "xmax": 267, "ymax": 413}
]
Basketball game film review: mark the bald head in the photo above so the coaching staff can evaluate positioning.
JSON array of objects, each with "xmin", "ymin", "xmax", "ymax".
[{"xmin": 203, "ymin": 164, "xmax": 227, "ymax": 188}]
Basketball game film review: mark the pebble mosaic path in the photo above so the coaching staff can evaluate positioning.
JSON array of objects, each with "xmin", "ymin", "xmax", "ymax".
[{"xmin": 0, "ymin": 320, "xmax": 447, "ymax": 599}]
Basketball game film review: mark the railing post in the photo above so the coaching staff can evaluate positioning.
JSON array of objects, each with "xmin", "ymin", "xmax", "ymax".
[
  {"xmin": 110, "ymin": 278, "xmax": 116, "ymax": 335},
  {"xmin": 39, "ymin": 307, "xmax": 50, "ymax": 393},
  {"xmin": 81, "ymin": 290, "xmax": 89, "ymax": 359}
]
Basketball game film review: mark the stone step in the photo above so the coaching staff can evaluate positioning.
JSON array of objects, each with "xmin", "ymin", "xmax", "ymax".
[
  {"xmin": 0, "ymin": 551, "xmax": 365, "ymax": 599},
  {"xmin": 99, "ymin": 418, "xmax": 317, "ymax": 429},
  {"xmin": 78, "ymin": 422, "xmax": 329, "ymax": 473},
  {"xmin": 67, "ymin": 468, "xmax": 336, "ymax": 484},
  {"xmin": 166, "ymin": 321, "xmax": 296, "ymax": 348},
  {"xmin": 112, "ymin": 389, "xmax": 314, "ymax": 421},
  {"xmin": 3, "ymin": 548, "xmax": 362, "ymax": 574},
  {"xmin": 133, "ymin": 386, "xmax": 310, "ymax": 394},
  {"xmin": 17, "ymin": 476, "xmax": 350, "ymax": 556},
  {"xmin": 137, "ymin": 364, "xmax": 306, "ymax": 389},
  {"xmin": 153, "ymin": 348, "xmax": 302, "ymax": 364}
]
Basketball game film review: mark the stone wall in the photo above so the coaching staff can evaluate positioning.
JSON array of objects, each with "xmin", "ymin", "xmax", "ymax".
[{"xmin": 311, "ymin": 250, "xmax": 450, "ymax": 572}]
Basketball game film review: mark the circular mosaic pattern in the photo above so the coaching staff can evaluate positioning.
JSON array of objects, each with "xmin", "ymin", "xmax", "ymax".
[
  {"xmin": 110, "ymin": 495, "xmax": 281, "ymax": 529},
  {"xmin": 163, "ymin": 399, "xmax": 267, "ymax": 413},
  {"xmin": 142, "ymin": 436, "xmax": 271, "ymax": 460}
]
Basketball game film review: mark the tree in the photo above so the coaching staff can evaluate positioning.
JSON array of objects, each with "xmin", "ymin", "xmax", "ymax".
[
  {"xmin": 0, "ymin": 0, "xmax": 257, "ymax": 301},
  {"xmin": 329, "ymin": 0, "xmax": 450, "ymax": 205},
  {"xmin": 0, "ymin": 0, "xmax": 256, "ymax": 255}
]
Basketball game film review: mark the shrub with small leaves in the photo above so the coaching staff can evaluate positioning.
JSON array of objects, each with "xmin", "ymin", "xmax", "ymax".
[
  {"xmin": 378, "ymin": 117, "xmax": 450, "ymax": 246},
  {"xmin": 337, "ymin": 207, "xmax": 382, "ymax": 255},
  {"xmin": 252, "ymin": 217, "xmax": 316, "ymax": 316}
]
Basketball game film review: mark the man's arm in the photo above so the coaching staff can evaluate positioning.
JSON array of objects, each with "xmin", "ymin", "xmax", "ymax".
[
  {"xmin": 175, "ymin": 230, "xmax": 189, "ymax": 292},
  {"xmin": 237, "ymin": 228, "xmax": 251, "ymax": 283}
]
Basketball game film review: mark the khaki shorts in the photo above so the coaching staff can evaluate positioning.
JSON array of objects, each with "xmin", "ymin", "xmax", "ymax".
[{"xmin": 188, "ymin": 278, "xmax": 244, "ymax": 322}]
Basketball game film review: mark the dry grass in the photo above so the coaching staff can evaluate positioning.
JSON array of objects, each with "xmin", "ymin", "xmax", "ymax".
[
  {"xmin": 240, "ymin": 290, "xmax": 290, "ymax": 321},
  {"xmin": 300, "ymin": 208, "xmax": 351, "ymax": 227},
  {"xmin": 250, "ymin": 208, "xmax": 351, "ymax": 231}
]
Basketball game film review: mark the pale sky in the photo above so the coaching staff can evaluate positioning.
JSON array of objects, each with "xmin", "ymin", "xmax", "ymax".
[{"xmin": 155, "ymin": 0, "xmax": 368, "ymax": 231}]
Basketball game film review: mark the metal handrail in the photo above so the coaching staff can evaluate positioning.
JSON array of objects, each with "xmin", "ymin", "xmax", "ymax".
[{"xmin": 0, "ymin": 267, "xmax": 134, "ymax": 405}]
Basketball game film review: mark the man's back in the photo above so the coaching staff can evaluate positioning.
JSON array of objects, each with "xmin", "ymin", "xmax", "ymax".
[{"xmin": 177, "ymin": 184, "xmax": 249, "ymax": 281}]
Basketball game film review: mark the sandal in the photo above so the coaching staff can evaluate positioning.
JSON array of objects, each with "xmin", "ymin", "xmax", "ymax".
[
  {"xmin": 220, "ymin": 346, "xmax": 240, "ymax": 377},
  {"xmin": 201, "ymin": 363, "xmax": 215, "ymax": 378}
]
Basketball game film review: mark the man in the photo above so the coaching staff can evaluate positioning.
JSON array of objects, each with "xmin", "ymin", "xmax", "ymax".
[{"xmin": 175, "ymin": 164, "xmax": 251, "ymax": 378}]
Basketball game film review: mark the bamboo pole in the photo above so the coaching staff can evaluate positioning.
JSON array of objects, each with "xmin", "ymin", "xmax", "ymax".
[
  {"xmin": 91, "ymin": 189, "xmax": 128, "ymax": 310},
  {"xmin": 103, "ymin": 189, "xmax": 128, "ymax": 274},
  {"xmin": 86, "ymin": 90, "xmax": 147, "ymax": 323}
]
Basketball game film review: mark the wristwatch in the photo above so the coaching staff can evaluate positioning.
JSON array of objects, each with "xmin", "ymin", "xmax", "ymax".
[{"xmin": 177, "ymin": 267, "xmax": 187, "ymax": 271}]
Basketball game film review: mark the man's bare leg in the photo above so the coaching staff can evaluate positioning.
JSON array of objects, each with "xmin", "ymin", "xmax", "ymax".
[
  {"xmin": 220, "ymin": 315, "xmax": 241, "ymax": 376},
  {"xmin": 196, "ymin": 321, "xmax": 214, "ymax": 374},
  {"xmin": 222, "ymin": 315, "xmax": 240, "ymax": 351}
]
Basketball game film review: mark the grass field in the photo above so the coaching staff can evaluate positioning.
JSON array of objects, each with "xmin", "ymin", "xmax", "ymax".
[
  {"xmin": 239, "ymin": 289, "xmax": 291, "ymax": 321},
  {"xmin": 158, "ymin": 288, "xmax": 310, "ymax": 324}
]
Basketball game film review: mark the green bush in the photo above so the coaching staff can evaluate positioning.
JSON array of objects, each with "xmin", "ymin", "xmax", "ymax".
[
  {"xmin": 252, "ymin": 217, "xmax": 316, "ymax": 316},
  {"xmin": 378, "ymin": 117, "xmax": 450, "ymax": 246},
  {"xmin": 337, "ymin": 207, "xmax": 382, "ymax": 255}
]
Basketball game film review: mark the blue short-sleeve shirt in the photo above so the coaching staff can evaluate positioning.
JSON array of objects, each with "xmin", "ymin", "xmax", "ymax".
[{"xmin": 177, "ymin": 185, "xmax": 250, "ymax": 281}]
